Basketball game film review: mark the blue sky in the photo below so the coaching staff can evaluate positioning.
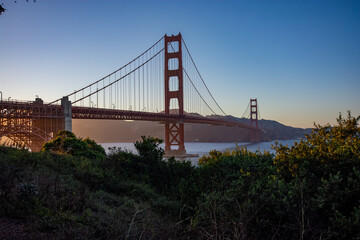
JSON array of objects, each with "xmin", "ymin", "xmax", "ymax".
[{"xmin": 1, "ymin": 0, "xmax": 359, "ymax": 128}]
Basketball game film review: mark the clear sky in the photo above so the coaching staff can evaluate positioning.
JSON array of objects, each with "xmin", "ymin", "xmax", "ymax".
[{"xmin": 1, "ymin": 0, "xmax": 359, "ymax": 128}]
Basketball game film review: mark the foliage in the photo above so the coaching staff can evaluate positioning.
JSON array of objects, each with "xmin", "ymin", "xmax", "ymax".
[
  {"xmin": 134, "ymin": 136, "xmax": 164, "ymax": 161},
  {"xmin": 273, "ymin": 111, "xmax": 360, "ymax": 179},
  {"xmin": 1, "ymin": 114, "xmax": 359, "ymax": 239},
  {"xmin": 107, "ymin": 136, "xmax": 198, "ymax": 218},
  {"xmin": 0, "ymin": 140, "xmax": 185, "ymax": 239},
  {"xmin": 192, "ymin": 112, "xmax": 360, "ymax": 239},
  {"xmin": 0, "ymin": 5, "xmax": 5, "ymax": 15},
  {"xmin": 42, "ymin": 130, "xmax": 106, "ymax": 159},
  {"xmin": 194, "ymin": 148, "xmax": 285, "ymax": 239},
  {"xmin": 270, "ymin": 112, "xmax": 360, "ymax": 239}
]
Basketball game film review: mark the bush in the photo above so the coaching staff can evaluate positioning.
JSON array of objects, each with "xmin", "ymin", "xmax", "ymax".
[
  {"xmin": 42, "ymin": 130, "xmax": 106, "ymax": 159},
  {"xmin": 192, "ymin": 112, "xmax": 360, "ymax": 239},
  {"xmin": 0, "ymin": 136, "xmax": 187, "ymax": 239},
  {"xmin": 1, "ymin": 113, "xmax": 358, "ymax": 239}
]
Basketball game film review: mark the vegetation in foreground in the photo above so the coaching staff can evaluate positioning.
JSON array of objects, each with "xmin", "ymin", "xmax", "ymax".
[{"xmin": 0, "ymin": 113, "xmax": 359, "ymax": 239}]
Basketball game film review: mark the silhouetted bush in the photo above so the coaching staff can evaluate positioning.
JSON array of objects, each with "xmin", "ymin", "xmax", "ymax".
[{"xmin": 42, "ymin": 130, "xmax": 106, "ymax": 159}]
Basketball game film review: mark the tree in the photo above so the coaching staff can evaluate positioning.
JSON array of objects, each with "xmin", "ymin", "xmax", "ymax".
[
  {"xmin": 0, "ymin": 1, "xmax": 37, "ymax": 16},
  {"xmin": 134, "ymin": 136, "xmax": 164, "ymax": 162},
  {"xmin": 42, "ymin": 130, "xmax": 106, "ymax": 159},
  {"xmin": 273, "ymin": 111, "xmax": 360, "ymax": 239},
  {"xmin": 0, "ymin": 5, "xmax": 6, "ymax": 15},
  {"xmin": 273, "ymin": 111, "xmax": 360, "ymax": 179}
]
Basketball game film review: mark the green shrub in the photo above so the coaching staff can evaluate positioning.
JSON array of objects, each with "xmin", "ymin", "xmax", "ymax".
[
  {"xmin": 42, "ymin": 130, "xmax": 106, "ymax": 159},
  {"xmin": 192, "ymin": 113, "xmax": 360, "ymax": 239},
  {"xmin": 1, "ymin": 114, "xmax": 358, "ymax": 239}
]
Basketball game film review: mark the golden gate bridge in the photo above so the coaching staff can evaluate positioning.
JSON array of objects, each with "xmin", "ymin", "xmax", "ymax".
[{"xmin": 0, "ymin": 33, "xmax": 260, "ymax": 155}]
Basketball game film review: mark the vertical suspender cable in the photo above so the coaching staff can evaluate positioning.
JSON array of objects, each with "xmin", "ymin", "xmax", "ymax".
[
  {"xmin": 89, "ymin": 86, "xmax": 91, "ymax": 107},
  {"xmin": 130, "ymin": 62, "xmax": 132, "ymax": 110},
  {"xmin": 109, "ymin": 76, "xmax": 111, "ymax": 109},
  {"xmin": 115, "ymin": 72, "xmax": 117, "ymax": 109},
  {"xmin": 134, "ymin": 61, "xmax": 136, "ymax": 111},
  {"xmin": 146, "ymin": 51, "xmax": 148, "ymax": 111},
  {"xmin": 142, "ymin": 55, "xmax": 144, "ymax": 110}
]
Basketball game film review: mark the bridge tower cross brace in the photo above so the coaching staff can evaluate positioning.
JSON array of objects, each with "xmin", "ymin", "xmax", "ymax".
[
  {"xmin": 164, "ymin": 33, "xmax": 186, "ymax": 156},
  {"xmin": 250, "ymin": 98, "xmax": 259, "ymax": 142}
]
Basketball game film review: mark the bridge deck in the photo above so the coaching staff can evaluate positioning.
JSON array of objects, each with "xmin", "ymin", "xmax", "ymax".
[
  {"xmin": 1, "ymin": 101, "xmax": 254, "ymax": 130},
  {"xmin": 72, "ymin": 106, "xmax": 254, "ymax": 129}
]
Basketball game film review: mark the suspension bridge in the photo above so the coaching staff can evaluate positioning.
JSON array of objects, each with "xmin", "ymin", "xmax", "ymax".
[{"xmin": 0, "ymin": 33, "xmax": 260, "ymax": 155}]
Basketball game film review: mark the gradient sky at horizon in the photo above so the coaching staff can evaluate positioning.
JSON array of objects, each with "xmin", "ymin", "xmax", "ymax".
[{"xmin": 1, "ymin": 0, "xmax": 359, "ymax": 128}]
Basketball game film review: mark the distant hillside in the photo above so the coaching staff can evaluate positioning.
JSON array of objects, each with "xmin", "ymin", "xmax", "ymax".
[
  {"xmin": 73, "ymin": 114, "xmax": 311, "ymax": 143},
  {"xmin": 209, "ymin": 115, "xmax": 312, "ymax": 141}
]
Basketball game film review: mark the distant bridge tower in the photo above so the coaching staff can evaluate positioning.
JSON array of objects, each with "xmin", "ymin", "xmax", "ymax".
[
  {"xmin": 250, "ymin": 98, "xmax": 259, "ymax": 142},
  {"xmin": 164, "ymin": 33, "xmax": 186, "ymax": 156}
]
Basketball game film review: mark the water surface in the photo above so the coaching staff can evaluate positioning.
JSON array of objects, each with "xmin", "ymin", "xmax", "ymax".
[{"xmin": 100, "ymin": 140, "xmax": 298, "ymax": 165}]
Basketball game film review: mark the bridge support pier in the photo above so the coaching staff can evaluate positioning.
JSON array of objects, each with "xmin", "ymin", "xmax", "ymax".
[
  {"xmin": 165, "ymin": 122, "xmax": 186, "ymax": 156},
  {"xmin": 61, "ymin": 96, "xmax": 72, "ymax": 132}
]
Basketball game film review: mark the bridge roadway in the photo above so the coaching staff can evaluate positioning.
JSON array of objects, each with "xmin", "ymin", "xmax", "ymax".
[
  {"xmin": 72, "ymin": 106, "xmax": 254, "ymax": 129},
  {"xmin": 0, "ymin": 100, "xmax": 254, "ymax": 130}
]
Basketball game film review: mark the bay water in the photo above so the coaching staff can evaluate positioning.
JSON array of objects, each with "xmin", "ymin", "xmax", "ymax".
[{"xmin": 100, "ymin": 140, "xmax": 298, "ymax": 165}]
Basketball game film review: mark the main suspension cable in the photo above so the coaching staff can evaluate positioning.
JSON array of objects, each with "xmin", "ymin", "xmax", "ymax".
[
  {"xmin": 168, "ymin": 41, "xmax": 218, "ymax": 116},
  {"xmin": 183, "ymin": 68, "xmax": 217, "ymax": 115},
  {"xmin": 241, "ymin": 101, "xmax": 250, "ymax": 118},
  {"xmin": 182, "ymin": 38, "xmax": 227, "ymax": 116},
  {"xmin": 49, "ymin": 36, "xmax": 165, "ymax": 104},
  {"xmin": 72, "ymin": 48, "xmax": 165, "ymax": 105}
]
